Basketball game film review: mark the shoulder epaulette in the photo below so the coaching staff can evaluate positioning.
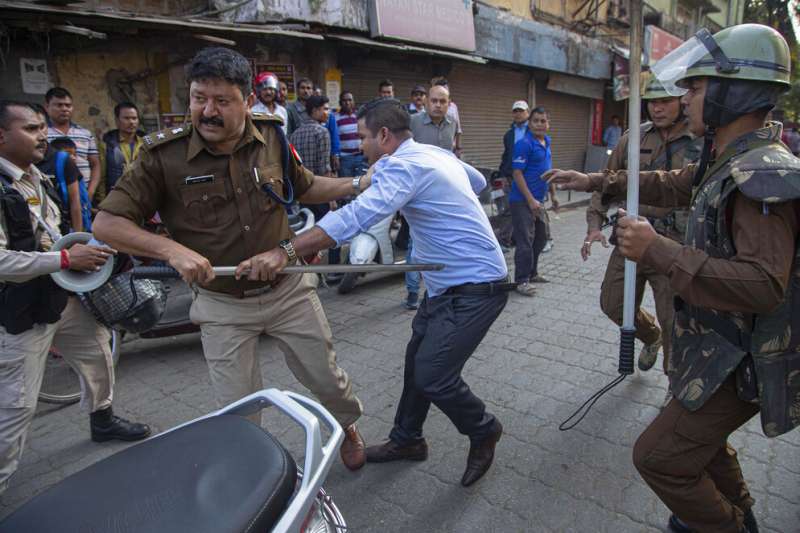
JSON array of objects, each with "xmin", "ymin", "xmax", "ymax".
[
  {"xmin": 141, "ymin": 124, "xmax": 192, "ymax": 150},
  {"xmin": 251, "ymin": 112, "xmax": 285, "ymax": 126}
]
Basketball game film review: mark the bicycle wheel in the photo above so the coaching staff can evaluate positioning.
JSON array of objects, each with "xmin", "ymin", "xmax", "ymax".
[{"xmin": 39, "ymin": 329, "xmax": 121, "ymax": 405}]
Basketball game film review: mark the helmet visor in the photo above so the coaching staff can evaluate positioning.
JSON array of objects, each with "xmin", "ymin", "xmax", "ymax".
[{"xmin": 651, "ymin": 35, "xmax": 710, "ymax": 96}]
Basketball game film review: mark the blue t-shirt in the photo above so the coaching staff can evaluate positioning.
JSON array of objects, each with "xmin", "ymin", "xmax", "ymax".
[{"xmin": 510, "ymin": 131, "xmax": 551, "ymax": 203}]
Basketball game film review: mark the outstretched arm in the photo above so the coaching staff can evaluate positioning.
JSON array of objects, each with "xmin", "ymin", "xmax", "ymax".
[{"xmin": 544, "ymin": 164, "xmax": 696, "ymax": 208}]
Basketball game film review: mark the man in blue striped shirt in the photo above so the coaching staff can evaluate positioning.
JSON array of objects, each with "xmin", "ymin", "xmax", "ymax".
[{"xmin": 240, "ymin": 98, "xmax": 511, "ymax": 487}]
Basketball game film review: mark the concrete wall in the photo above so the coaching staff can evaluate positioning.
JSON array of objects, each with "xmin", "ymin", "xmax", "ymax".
[{"xmin": 475, "ymin": 3, "xmax": 612, "ymax": 80}]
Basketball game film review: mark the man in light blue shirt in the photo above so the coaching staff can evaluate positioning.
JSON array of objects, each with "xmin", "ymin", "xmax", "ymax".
[{"xmin": 242, "ymin": 98, "xmax": 510, "ymax": 487}]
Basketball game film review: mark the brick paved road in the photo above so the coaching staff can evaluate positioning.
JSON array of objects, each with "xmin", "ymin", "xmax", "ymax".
[{"xmin": 2, "ymin": 207, "xmax": 799, "ymax": 532}]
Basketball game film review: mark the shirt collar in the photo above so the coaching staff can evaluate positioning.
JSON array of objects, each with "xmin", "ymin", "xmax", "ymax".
[
  {"xmin": 422, "ymin": 112, "xmax": 451, "ymax": 126},
  {"xmin": 186, "ymin": 116, "xmax": 266, "ymax": 162},
  {"xmin": 393, "ymin": 138, "xmax": 416, "ymax": 156},
  {"xmin": 0, "ymin": 156, "xmax": 35, "ymax": 182}
]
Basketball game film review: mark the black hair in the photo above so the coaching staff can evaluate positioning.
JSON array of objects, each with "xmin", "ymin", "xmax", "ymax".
[
  {"xmin": 186, "ymin": 47, "xmax": 252, "ymax": 98},
  {"xmin": 378, "ymin": 79, "xmax": 394, "ymax": 90},
  {"xmin": 296, "ymin": 77, "xmax": 313, "ymax": 90},
  {"xmin": 305, "ymin": 95, "xmax": 329, "ymax": 116},
  {"xmin": 611, "ymin": 114, "xmax": 621, "ymax": 121},
  {"xmin": 114, "ymin": 101, "xmax": 139, "ymax": 119},
  {"xmin": 30, "ymin": 103, "xmax": 48, "ymax": 118},
  {"xmin": 45, "ymin": 87, "xmax": 72, "ymax": 103},
  {"xmin": 356, "ymin": 97, "xmax": 410, "ymax": 136},
  {"xmin": 433, "ymin": 77, "xmax": 449, "ymax": 87},
  {"xmin": 0, "ymin": 100, "xmax": 39, "ymax": 129},
  {"xmin": 51, "ymin": 136, "xmax": 77, "ymax": 151},
  {"xmin": 530, "ymin": 106, "xmax": 549, "ymax": 117}
]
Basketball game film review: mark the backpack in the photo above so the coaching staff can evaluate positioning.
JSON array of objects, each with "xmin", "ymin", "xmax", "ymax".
[{"xmin": 54, "ymin": 150, "xmax": 92, "ymax": 232}]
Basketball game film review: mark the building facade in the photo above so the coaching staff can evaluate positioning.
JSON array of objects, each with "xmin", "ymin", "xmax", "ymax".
[{"xmin": 0, "ymin": 0, "xmax": 742, "ymax": 174}]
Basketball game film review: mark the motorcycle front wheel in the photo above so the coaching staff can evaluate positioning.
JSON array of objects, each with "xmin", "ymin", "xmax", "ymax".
[{"xmin": 38, "ymin": 328, "xmax": 121, "ymax": 405}]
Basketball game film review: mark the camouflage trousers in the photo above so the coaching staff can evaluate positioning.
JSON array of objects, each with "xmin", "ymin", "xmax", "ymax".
[
  {"xmin": 600, "ymin": 246, "xmax": 674, "ymax": 375},
  {"xmin": 633, "ymin": 376, "xmax": 760, "ymax": 533}
]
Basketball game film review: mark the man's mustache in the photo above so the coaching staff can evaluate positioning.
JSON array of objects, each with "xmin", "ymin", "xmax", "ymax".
[{"xmin": 200, "ymin": 117, "xmax": 225, "ymax": 127}]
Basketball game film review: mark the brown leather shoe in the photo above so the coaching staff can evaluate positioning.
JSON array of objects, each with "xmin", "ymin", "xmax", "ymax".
[
  {"xmin": 461, "ymin": 420, "xmax": 503, "ymax": 487},
  {"xmin": 365, "ymin": 439, "xmax": 428, "ymax": 463},
  {"xmin": 340, "ymin": 424, "xmax": 366, "ymax": 471}
]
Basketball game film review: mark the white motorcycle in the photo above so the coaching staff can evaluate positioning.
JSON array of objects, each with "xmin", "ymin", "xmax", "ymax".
[
  {"xmin": 1, "ymin": 388, "xmax": 347, "ymax": 533},
  {"xmin": 338, "ymin": 213, "xmax": 407, "ymax": 294}
]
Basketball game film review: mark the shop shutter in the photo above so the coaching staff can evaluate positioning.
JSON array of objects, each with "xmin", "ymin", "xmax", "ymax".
[
  {"xmin": 341, "ymin": 59, "xmax": 429, "ymax": 111},
  {"xmin": 536, "ymin": 88, "xmax": 592, "ymax": 171},
  {"xmin": 447, "ymin": 64, "xmax": 529, "ymax": 172}
]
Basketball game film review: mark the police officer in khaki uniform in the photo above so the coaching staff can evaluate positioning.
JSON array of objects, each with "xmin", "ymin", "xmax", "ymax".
[
  {"xmin": 548, "ymin": 24, "xmax": 799, "ymax": 533},
  {"xmin": 0, "ymin": 100, "xmax": 150, "ymax": 493},
  {"xmin": 94, "ymin": 47, "xmax": 367, "ymax": 470},
  {"xmin": 583, "ymin": 77, "xmax": 700, "ymax": 381}
]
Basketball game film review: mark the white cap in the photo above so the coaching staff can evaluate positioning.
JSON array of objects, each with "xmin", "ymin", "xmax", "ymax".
[{"xmin": 512, "ymin": 100, "xmax": 529, "ymax": 111}]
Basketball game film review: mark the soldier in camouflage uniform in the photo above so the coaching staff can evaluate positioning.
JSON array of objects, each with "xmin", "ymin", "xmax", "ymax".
[
  {"xmin": 546, "ymin": 24, "xmax": 798, "ymax": 533},
  {"xmin": 583, "ymin": 76, "xmax": 701, "ymax": 378}
]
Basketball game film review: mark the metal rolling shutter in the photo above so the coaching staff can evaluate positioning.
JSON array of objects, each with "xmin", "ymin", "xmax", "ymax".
[
  {"xmin": 447, "ymin": 64, "xmax": 529, "ymax": 171},
  {"xmin": 536, "ymin": 88, "xmax": 591, "ymax": 171},
  {"xmin": 341, "ymin": 59, "xmax": 428, "ymax": 111}
]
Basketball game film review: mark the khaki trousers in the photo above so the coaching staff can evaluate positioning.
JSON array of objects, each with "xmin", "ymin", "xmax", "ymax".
[
  {"xmin": 190, "ymin": 273, "xmax": 362, "ymax": 428},
  {"xmin": 0, "ymin": 296, "xmax": 113, "ymax": 492},
  {"xmin": 600, "ymin": 246, "xmax": 675, "ymax": 374},
  {"xmin": 633, "ymin": 377, "xmax": 760, "ymax": 533}
]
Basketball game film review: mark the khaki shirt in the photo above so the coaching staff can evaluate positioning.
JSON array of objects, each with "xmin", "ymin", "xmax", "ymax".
[
  {"xmin": 99, "ymin": 116, "xmax": 315, "ymax": 295},
  {"xmin": 0, "ymin": 157, "xmax": 62, "ymax": 282},
  {"xmin": 586, "ymin": 120, "xmax": 698, "ymax": 234}
]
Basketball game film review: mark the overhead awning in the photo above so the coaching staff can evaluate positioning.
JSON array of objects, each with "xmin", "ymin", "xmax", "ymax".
[
  {"xmin": 0, "ymin": 1, "xmax": 324, "ymax": 40},
  {"xmin": 327, "ymin": 33, "xmax": 487, "ymax": 64}
]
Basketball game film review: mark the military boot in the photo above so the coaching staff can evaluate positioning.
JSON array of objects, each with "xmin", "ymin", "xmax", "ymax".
[{"xmin": 91, "ymin": 407, "xmax": 151, "ymax": 442}]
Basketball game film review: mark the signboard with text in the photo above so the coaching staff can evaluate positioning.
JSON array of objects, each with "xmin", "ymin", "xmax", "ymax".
[
  {"xmin": 645, "ymin": 25, "xmax": 683, "ymax": 65},
  {"xmin": 369, "ymin": 0, "xmax": 476, "ymax": 52}
]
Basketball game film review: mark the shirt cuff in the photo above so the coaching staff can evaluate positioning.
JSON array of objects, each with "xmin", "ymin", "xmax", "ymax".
[
  {"xmin": 316, "ymin": 210, "xmax": 349, "ymax": 247},
  {"xmin": 640, "ymin": 235, "xmax": 682, "ymax": 276},
  {"xmin": 588, "ymin": 172, "xmax": 606, "ymax": 192}
]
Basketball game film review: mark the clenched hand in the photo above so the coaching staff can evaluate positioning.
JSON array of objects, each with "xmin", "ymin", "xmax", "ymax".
[{"xmin": 615, "ymin": 209, "xmax": 658, "ymax": 262}]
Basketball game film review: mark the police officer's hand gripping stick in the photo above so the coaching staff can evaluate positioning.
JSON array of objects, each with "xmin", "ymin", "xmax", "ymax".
[{"xmin": 560, "ymin": 0, "xmax": 642, "ymax": 430}]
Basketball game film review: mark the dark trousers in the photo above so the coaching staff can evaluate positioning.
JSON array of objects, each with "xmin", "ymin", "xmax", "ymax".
[
  {"xmin": 388, "ymin": 289, "xmax": 508, "ymax": 445},
  {"xmin": 510, "ymin": 201, "xmax": 547, "ymax": 283},
  {"xmin": 633, "ymin": 376, "xmax": 759, "ymax": 533}
]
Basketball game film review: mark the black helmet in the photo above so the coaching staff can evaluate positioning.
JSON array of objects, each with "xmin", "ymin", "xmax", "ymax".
[{"xmin": 78, "ymin": 272, "xmax": 166, "ymax": 333}]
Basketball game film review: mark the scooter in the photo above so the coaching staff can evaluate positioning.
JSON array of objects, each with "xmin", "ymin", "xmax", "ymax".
[
  {"xmin": 0, "ymin": 388, "xmax": 347, "ymax": 533},
  {"xmin": 337, "ymin": 213, "xmax": 408, "ymax": 294}
]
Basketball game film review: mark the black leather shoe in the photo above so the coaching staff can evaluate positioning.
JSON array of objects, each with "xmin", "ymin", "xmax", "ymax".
[
  {"xmin": 90, "ymin": 407, "xmax": 151, "ymax": 442},
  {"xmin": 668, "ymin": 514, "xmax": 693, "ymax": 533},
  {"xmin": 461, "ymin": 420, "xmax": 503, "ymax": 487},
  {"xmin": 743, "ymin": 508, "xmax": 759, "ymax": 533},
  {"xmin": 365, "ymin": 439, "xmax": 428, "ymax": 463}
]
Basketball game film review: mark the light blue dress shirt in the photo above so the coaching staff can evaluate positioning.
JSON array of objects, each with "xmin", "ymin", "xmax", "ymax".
[{"xmin": 317, "ymin": 139, "xmax": 508, "ymax": 297}]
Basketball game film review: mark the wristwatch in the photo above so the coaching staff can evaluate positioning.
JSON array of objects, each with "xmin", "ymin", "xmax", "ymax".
[
  {"xmin": 278, "ymin": 239, "xmax": 297, "ymax": 263},
  {"xmin": 351, "ymin": 176, "xmax": 362, "ymax": 195}
]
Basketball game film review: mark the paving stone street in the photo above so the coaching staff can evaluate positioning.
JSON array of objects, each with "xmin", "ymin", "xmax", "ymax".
[{"xmin": 2, "ymin": 206, "xmax": 798, "ymax": 532}]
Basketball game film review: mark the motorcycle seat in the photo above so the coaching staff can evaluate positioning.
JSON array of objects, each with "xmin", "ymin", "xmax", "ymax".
[{"xmin": 0, "ymin": 415, "xmax": 297, "ymax": 533}]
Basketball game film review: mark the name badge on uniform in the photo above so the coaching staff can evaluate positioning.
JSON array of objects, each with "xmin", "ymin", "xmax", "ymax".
[
  {"xmin": 26, "ymin": 197, "xmax": 41, "ymax": 206},
  {"xmin": 184, "ymin": 175, "xmax": 214, "ymax": 185}
]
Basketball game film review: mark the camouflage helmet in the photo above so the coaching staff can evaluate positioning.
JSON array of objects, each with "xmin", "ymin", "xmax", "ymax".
[
  {"xmin": 652, "ymin": 24, "xmax": 791, "ymax": 96},
  {"xmin": 642, "ymin": 74, "xmax": 681, "ymax": 100}
]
